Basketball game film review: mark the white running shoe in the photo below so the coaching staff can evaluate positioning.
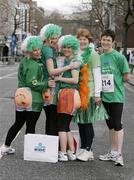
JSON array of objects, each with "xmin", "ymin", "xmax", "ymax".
[
  {"xmin": 77, "ymin": 150, "xmax": 94, "ymax": 161},
  {"xmin": 67, "ymin": 150, "xmax": 76, "ymax": 161},
  {"xmin": 99, "ymin": 152, "xmax": 117, "ymax": 161},
  {"xmin": 114, "ymin": 154, "xmax": 124, "ymax": 166},
  {"xmin": 0, "ymin": 144, "xmax": 15, "ymax": 155},
  {"xmin": 58, "ymin": 151, "xmax": 68, "ymax": 161},
  {"xmin": 76, "ymin": 148, "xmax": 85, "ymax": 157}
]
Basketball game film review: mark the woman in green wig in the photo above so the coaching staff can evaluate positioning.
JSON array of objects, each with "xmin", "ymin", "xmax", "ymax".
[
  {"xmin": 40, "ymin": 24, "xmax": 79, "ymax": 136},
  {"xmin": 0, "ymin": 36, "xmax": 54, "ymax": 155},
  {"xmin": 55, "ymin": 35, "xmax": 81, "ymax": 161}
]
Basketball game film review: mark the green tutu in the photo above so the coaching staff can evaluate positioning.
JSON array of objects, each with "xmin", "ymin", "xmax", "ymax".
[{"xmin": 72, "ymin": 97, "xmax": 108, "ymax": 124}]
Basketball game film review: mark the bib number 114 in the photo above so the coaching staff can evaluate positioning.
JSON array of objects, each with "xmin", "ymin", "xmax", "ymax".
[{"xmin": 102, "ymin": 74, "xmax": 114, "ymax": 92}]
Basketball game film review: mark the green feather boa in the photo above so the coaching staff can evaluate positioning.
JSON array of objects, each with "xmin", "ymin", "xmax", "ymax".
[{"xmin": 81, "ymin": 46, "xmax": 92, "ymax": 65}]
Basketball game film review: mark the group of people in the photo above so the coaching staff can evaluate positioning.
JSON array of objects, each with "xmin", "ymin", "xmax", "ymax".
[
  {"xmin": 126, "ymin": 50, "xmax": 134, "ymax": 63},
  {"xmin": 0, "ymin": 24, "xmax": 130, "ymax": 167}
]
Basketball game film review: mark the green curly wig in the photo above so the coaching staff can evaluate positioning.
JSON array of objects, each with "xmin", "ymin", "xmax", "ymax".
[
  {"xmin": 59, "ymin": 35, "xmax": 79, "ymax": 52},
  {"xmin": 40, "ymin": 24, "xmax": 62, "ymax": 41},
  {"xmin": 26, "ymin": 36, "xmax": 43, "ymax": 52}
]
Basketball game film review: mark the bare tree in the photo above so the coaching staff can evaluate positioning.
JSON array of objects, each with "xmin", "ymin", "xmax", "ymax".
[
  {"xmin": 71, "ymin": 0, "xmax": 114, "ymax": 38},
  {"xmin": 0, "ymin": 0, "xmax": 14, "ymax": 36},
  {"xmin": 73, "ymin": 0, "xmax": 134, "ymax": 53},
  {"xmin": 32, "ymin": 7, "xmax": 45, "ymax": 34},
  {"xmin": 118, "ymin": 0, "xmax": 134, "ymax": 55},
  {"xmin": 73, "ymin": 0, "xmax": 108, "ymax": 29}
]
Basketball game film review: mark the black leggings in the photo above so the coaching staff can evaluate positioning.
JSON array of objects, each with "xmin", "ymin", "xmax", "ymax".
[
  {"xmin": 43, "ymin": 105, "xmax": 58, "ymax": 136},
  {"xmin": 103, "ymin": 102, "xmax": 123, "ymax": 131},
  {"xmin": 5, "ymin": 111, "xmax": 41, "ymax": 146},
  {"xmin": 78, "ymin": 123, "xmax": 94, "ymax": 150},
  {"xmin": 57, "ymin": 113, "xmax": 72, "ymax": 132}
]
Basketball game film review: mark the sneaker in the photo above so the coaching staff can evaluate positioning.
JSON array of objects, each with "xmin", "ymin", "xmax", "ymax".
[
  {"xmin": 58, "ymin": 151, "xmax": 68, "ymax": 161},
  {"xmin": 76, "ymin": 148, "xmax": 85, "ymax": 157},
  {"xmin": 0, "ymin": 144, "xmax": 15, "ymax": 155},
  {"xmin": 99, "ymin": 152, "xmax": 117, "ymax": 161},
  {"xmin": 114, "ymin": 154, "xmax": 124, "ymax": 166},
  {"xmin": 77, "ymin": 150, "xmax": 94, "ymax": 161},
  {"xmin": 67, "ymin": 150, "xmax": 76, "ymax": 160}
]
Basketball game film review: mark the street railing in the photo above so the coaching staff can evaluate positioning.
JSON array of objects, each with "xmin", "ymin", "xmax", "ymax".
[{"xmin": 0, "ymin": 55, "xmax": 22, "ymax": 65}]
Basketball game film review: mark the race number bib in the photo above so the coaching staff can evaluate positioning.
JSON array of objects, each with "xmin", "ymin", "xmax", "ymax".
[{"xmin": 102, "ymin": 74, "xmax": 114, "ymax": 92}]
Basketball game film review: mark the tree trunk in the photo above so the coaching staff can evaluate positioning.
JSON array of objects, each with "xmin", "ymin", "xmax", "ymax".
[{"xmin": 122, "ymin": 23, "xmax": 129, "ymax": 56}]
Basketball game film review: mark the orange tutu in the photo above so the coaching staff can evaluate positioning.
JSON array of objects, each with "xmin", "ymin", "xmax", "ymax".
[{"xmin": 57, "ymin": 88, "xmax": 81, "ymax": 115}]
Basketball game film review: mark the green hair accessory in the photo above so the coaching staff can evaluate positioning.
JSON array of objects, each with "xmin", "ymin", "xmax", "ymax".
[
  {"xmin": 59, "ymin": 35, "xmax": 79, "ymax": 52},
  {"xmin": 40, "ymin": 24, "xmax": 62, "ymax": 41},
  {"xmin": 26, "ymin": 36, "xmax": 43, "ymax": 52}
]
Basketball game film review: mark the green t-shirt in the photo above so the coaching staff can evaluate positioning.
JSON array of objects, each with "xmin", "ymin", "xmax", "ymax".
[
  {"xmin": 60, "ymin": 57, "xmax": 80, "ymax": 89},
  {"xmin": 40, "ymin": 45, "xmax": 54, "ymax": 79},
  {"xmin": 41, "ymin": 45, "xmax": 59, "ymax": 105},
  {"xmin": 101, "ymin": 49, "xmax": 129, "ymax": 103},
  {"xmin": 18, "ymin": 57, "xmax": 48, "ymax": 112}
]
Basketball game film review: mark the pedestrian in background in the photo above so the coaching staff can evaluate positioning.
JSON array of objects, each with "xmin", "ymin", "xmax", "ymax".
[
  {"xmin": 99, "ymin": 29, "xmax": 130, "ymax": 166},
  {"xmin": 126, "ymin": 51, "xmax": 131, "ymax": 63},
  {"xmin": 2, "ymin": 42, "xmax": 9, "ymax": 63},
  {"xmin": 129, "ymin": 50, "xmax": 134, "ymax": 74}
]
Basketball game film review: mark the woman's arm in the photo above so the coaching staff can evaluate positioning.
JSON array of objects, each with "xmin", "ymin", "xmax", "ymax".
[
  {"xmin": 93, "ymin": 67, "xmax": 102, "ymax": 97},
  {"xmin": 46, "ymin": 58, "xmax": 80, "ymax": 76},
  {"xmin": 93, "ymin": 67, "xmax": 102, "ymax": 105},
  {"xmin": 55, "ymin": 69, "xmax": 79, "ymax": 84}
]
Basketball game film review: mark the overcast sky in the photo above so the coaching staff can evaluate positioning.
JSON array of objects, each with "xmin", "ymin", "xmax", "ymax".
[{"xmin": 34, "ymin": 0, "xmax": 80, "ymax": 14}]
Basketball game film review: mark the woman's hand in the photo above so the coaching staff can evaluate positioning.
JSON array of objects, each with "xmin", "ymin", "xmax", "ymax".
[
  {"xmin": 54, "ymin": 76, "xmax": 61, "ymax": 82},
  {"xmin": 94, "ymin": 97, "xmax": 101, "ymax": 105},
  {"xmin": 48, "ymin": 80, "xmax": 55, "ymax": 87}
]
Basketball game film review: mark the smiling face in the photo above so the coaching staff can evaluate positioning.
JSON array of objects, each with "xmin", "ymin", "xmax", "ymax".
[
  {"xmin": 101, "ymin": 35, "xmax": 114, "ymax": 52},
  {"xmin": 62, "ymin": 46, "xmax": 73, "ymax": 58},
  {"xmin": 78, "ymin": 36, "xmax": 89, "ymax": 50},
  {"xmin": 28, "ymin": 48, "xmax": 41, "ymax": 59},
  {"xmin": 76, "ymin": 28, "xmax": 92, "ymax": 50},
  {"xmin": 49, "ymin": 35, "xmax": 59, "ymax": 48}
]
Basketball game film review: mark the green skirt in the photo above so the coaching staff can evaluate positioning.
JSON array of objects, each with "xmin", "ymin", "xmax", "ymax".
[{"xmin": 72, "ymin": 97, "xmax": 108, "ymax": 124}]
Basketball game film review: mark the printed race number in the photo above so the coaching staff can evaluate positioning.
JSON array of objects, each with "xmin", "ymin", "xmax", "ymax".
[{"xmin": 102, "ymin": 74, "xmax": 114, "ymax": 92}]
